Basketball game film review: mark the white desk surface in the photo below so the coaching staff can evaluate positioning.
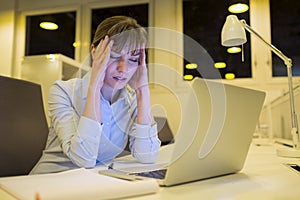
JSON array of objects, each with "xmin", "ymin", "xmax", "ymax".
[{"xmin": 125, "ymin": 140, "xmax": 300, "ymax": 200}]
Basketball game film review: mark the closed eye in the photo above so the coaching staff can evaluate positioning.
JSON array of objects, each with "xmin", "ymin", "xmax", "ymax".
[
  {"xmin": 129, "ymin": 58, "xmax": 138, "ymax": 63},
  {"xmin": 110, "ymin": 55, "xmax": 121, "ymax": 60},
  {"xmin": 110, "ymin": 51, "xmax": 121, "ymax": 60}
]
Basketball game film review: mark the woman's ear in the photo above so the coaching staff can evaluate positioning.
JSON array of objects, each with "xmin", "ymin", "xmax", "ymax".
[
  {"xmin": 91, "ymin": 44, "xmax": 96, "ymax": 52},
  {"xmin": 91, "ymin": 44, "xmax": 96, "ymax": 58}
]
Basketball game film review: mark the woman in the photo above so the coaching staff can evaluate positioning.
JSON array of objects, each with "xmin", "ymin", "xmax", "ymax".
[{"xmin": 30, "ymin": 16, "xmax": 161, "ymax": 174}]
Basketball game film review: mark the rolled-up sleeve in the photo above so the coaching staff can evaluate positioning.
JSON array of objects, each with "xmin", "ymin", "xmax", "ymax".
[
  {"xmin": 129, "ymin": 123, "xmax": 161, "ymax": 164},
  {"xmin": 69, "ymin": 116, "xmax": 103, "ymax": 168}
]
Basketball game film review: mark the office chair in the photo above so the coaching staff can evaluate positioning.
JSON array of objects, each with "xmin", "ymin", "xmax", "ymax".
[
  {"xmin": 0, "ymin": 76, "xmax": 49, "ymax": 177},
  {"xmin": 155, "ymin": 116, "xmax": 174, "ymax": 145}
]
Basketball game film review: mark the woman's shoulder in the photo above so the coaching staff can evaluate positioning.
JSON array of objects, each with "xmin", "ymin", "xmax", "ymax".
[
  {"xmin": 51, "ymin": 71, "xmax": 90, "ymax": 92},
  {"xmin": 52, "ymin": 78, "xmax": 81, "ymax": 90},
  {"xmin": 52, "ymin": 70, "xmax": 90, "ymax": 90},
  {"xmin": 48, "ymin": 78, "xmax": 84, "ymax": 100}
]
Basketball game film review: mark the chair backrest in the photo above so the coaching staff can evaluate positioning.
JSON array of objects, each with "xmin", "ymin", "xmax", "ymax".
[
  {"xmin": 154, "ymin": 116, "xmax": 174, "ymax": 145},
  {"xmin": 120, "ymin": 116, "xmax": 174, "ymax": 157},
  {"xmin": 0, "ymin": 76, "xmax": 49, "ymax": 177}
]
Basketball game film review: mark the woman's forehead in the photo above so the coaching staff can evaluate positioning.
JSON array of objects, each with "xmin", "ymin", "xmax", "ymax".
[
  {"xmin": 110, "ymin": 32, "xmax": 145, "ymax": 54},
  {"xmin": 111, "ymin": 47, "xmax": 141, "ymax": 56}
]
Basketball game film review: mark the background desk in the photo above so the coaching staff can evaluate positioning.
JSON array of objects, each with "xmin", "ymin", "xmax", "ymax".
[{"xmin": 126, "ymin": 141, "xmax": 300, "ymax": 200}]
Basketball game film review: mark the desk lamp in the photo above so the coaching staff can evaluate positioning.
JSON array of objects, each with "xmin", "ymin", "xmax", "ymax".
[{"xmin": 221, "ymin": 15, "xmax": 300, "ymax": 157}]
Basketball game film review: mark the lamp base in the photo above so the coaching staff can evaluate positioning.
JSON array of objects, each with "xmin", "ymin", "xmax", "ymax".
[{"xmin": 276, "ymin": 147, "xmax": 300, "ymax": 158}]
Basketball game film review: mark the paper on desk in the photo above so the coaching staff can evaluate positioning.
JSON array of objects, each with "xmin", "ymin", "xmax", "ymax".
[{"xmin": 0, "ymin": 168, "xmax": 159, "ymax": 200}]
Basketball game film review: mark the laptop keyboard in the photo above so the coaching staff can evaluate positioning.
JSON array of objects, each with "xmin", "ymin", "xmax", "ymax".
[{"xmin": 130, "ymin": 169, "xmax": 167, "ymax": 179}]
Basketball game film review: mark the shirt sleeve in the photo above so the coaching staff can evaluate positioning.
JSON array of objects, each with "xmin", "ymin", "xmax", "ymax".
[
  {"xmin": 70, "ymin": 116, "xmax": 103, "ymax": 167},
  {"xmin": 48, "ymin": 81, "xmax": 103, "ymax": 168},
  {"xmin": 129, "ymin": 122, "xmax": 161, "ymax": 163}
]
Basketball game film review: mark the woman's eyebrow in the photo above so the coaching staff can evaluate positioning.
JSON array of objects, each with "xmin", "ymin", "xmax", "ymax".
[
  {"xmin": 110, "ymin": 50, "xmax": 141, "ymax": 56},
  {"xmin": 131, "ymin": 51, "xmax": 141, "ymax": 56}
]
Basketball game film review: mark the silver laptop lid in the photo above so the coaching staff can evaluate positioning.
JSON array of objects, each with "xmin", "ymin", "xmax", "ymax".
[{"xmin": 162, "ymin": 78, "xmax": 266, "ymax": 186}]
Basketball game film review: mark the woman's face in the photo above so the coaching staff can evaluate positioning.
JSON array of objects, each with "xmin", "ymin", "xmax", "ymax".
[{"xmin": 103, "ymin": 50, "xmax": 140, "ymax": 90}]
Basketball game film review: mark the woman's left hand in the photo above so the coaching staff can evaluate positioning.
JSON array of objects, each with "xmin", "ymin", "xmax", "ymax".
[{"xmin": 129, "ymin": 47, "xmax": 148, "ymax": 91}]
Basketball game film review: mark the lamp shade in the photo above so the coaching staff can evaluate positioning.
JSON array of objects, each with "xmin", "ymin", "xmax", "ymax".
[{"xmin": 221, "ymin": 15, "xmax": 247, "ymax": 47}]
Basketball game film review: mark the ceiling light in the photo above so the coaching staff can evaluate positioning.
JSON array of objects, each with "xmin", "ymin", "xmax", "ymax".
[
  {"xmin": 225, "ymin": 73, "xmax": 235, "ymax": 80},
  {"xmin": 46, "ymin": 54, "xmax": 58, "ymax": 61},
  {"xmin": 227, "ymin": 47, "xmax": 241, "ymax": 53},
  {"xmin": 185, "ymin": 63, "xmax": 198, "ymax": 69},
  {"xmin": 214, "ymin": 62, "xmax": 226, "ymax": 69},
  {"xmin": 228, "ymin": 3, "xmax": 249, "ymax": 14},
  {"xmin": 184, "ymin": 74, "xmax": 194, "ymax": 81},
  {"xmin": 40, "ymin": 22, "xmax": 58, "ymax": 30}
]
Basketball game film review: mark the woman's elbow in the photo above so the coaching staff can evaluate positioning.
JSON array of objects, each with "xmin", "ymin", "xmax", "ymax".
[
  {"xmin": 134, "ymin": 151, "xmax": 159, "ymax": 164},
  {"xmin": 69, "ymin": 153, "xmax": 97, "ymax": 168},
  {"xmin": 74, "ymin": 158, "xmax": 96, "ymax": 168}
]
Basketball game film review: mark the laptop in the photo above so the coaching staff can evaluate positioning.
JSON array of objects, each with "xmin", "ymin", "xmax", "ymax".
[{"xmin": 99, "ymin": 78, "xmax": 266, "ymax": 186}]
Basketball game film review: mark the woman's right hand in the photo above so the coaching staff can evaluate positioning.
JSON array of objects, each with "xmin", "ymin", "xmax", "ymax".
[
  {"xmin": 83, "ymin": 36, "xmax": 113, "ymax": 123},
  {"xmin": 90, "ymin": 35, "xmax": 114, "ymax": 90}
]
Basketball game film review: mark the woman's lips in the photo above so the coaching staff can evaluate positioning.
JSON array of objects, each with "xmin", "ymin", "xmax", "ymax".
[{"xmin": 113, "ymin": 76, "xmax": 126, "ymax": 81}]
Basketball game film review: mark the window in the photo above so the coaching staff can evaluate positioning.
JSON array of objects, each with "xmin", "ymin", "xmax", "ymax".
[
  {"xmin": 270, "ymin": 0, "xmax": 300, "ymax": 77},
  {"xmin": 183, "ymin": 0, "xmax": 251, "ymax": 79},
  {"xmin": 91, "ymin": 4, "xmax": 148, "ymax": 43},
  {"xmin": 25, "ymin": 12, "xmax": 76, "ymax": 58}
]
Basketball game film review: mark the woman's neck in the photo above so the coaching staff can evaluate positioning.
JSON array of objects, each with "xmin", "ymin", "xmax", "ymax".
[
  {"xmin": 101, "ymin": 85, "xmax": 113, "ymax": 102},
  {"xmin": 101, "ymin": 85, "xmax": 121, "ymax": 104}
]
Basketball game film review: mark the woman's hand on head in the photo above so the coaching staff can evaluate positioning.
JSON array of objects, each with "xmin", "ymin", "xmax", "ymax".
[
  {"xmin": 129, "ymin": 47, "xmax": 148, "ymax": 91},
  {"xmin": 90, "ymin": 36, "xmax": 114, "ymax": 90}
]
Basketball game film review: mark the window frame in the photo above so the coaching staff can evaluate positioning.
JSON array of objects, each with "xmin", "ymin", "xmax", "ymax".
[{"xmin": 14, "ymin": 6, "xmax": 81, "ymax": 77}]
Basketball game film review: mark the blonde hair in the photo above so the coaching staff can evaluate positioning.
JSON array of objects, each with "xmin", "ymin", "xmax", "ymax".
[{"xmin": 92, "ymin": 16, "xmax": 147, "ymax": 53}]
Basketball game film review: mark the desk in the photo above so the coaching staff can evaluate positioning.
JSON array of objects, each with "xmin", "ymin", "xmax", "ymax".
[
  {"xmin": 125, "ymin": 141, "xmax": 300, "ymax": 200},
  {"xmin": 1, "ymin": 141, "xmax": 299, "ymax": 200}
]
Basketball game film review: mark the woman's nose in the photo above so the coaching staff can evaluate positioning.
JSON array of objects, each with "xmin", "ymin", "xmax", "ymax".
[{"xmin": 117, "ymin": 59, "xmax": 128, "ymax": 72}]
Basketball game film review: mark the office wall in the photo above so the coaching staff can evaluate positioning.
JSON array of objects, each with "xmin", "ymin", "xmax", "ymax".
[
  {"xmin": 267, "ymin": 85, "xmax": 300, "ymax": 140},
  {"xmin": 0, "ymin": 0, "xmax": 15, "ymax": 76}
]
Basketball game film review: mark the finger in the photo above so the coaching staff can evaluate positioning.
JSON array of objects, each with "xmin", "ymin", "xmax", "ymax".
[
  {"xmin": 91, "ymin": 39, "xmax": 113, "ymax": 77},
  {"xmin": 93, "ymin": 37, "xmax": 112, "ymax": 67},
  {"xmin": 95, "ymin": 35, "xmax": 110, "ymax": 57},
  {"xmin": 101, "ymin": 40, "xmax": 114, "ymax": 70},
  {"xmin": 139, "ymin": 49, "xmax": 146, "ymax": 66}
]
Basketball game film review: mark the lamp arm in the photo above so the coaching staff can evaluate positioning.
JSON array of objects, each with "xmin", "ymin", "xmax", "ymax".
[
  {"xmin": 240, "ymin": 20, "xmax": 292, "ymax": 67},
  {"xmin": 239, "ymin": 19, "xmax": 299, "ymax": 148}
]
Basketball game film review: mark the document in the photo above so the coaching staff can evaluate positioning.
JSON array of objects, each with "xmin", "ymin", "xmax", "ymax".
[{"xmin": 0, "ymin": 168, "xmax": 159, "ymax": 200}]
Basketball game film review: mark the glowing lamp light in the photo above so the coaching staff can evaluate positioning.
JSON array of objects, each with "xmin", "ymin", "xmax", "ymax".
[
  {"xmin": 225, "ymin": 73, "xmax": 235, "ymax": 80},
  {"xmin": 228, "ymin": 3, "xmax": 249, "ymax": 14},
  {"xmin": 214, "ymin": 62, "xmax": 226, "ymax": 69},
  {"xmin": 73, "ymin": 42, "xmax": 80, "ymax": 47},
  {"xmin": 40, "ymin": 22, "xmax": 58, "ymax": 30},
  {"xmin": 227, "ymin": 47, "xmax": 241, "ymax": 53},
  {"xmin": 185, "ymin": 63, "xmax": 198, "ymax": 69},
  {"xmin": 46, "ymin": 54, "xmax": 58, "ymax": 61},
  {"xmin": 184, "ymin": 74, "xmax": 194, "ymax": 81}
]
